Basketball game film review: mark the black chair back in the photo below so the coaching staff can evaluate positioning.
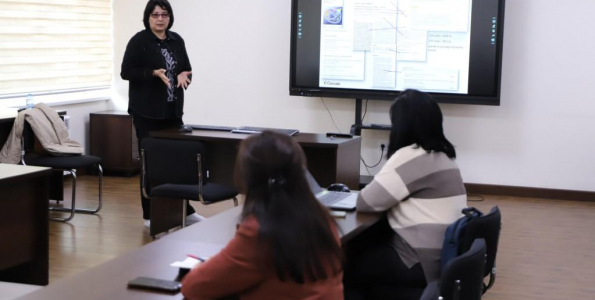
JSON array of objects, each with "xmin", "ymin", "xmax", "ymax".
[
  {"xmin": 440, "ymin": 238, "xmax": 486, "ymax": 300},
  {"xmin": 461, "ymin": 206, "xmax": 501, "ymax": 279},
  {"xmin": 141, "ymin": 138, "xmax": 208, "ymax": 187},
  {"xmin": 23, "ymin": 121, "xmax": 35, "ymax": 152}
]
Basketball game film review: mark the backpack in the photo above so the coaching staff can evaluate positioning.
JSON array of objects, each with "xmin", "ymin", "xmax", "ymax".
[{"xmin": 440, "ymin": 207, "xmax": 484, "ymax": 271}]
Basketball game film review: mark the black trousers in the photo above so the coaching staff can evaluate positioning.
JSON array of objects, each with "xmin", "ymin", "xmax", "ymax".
[
  {"xmin": 132, "ymin": 115, "xmax": 196, "ymax": 220},
  {"xmin": 344, "ymin": 219, "xmax": 427, "ymax": 300}
]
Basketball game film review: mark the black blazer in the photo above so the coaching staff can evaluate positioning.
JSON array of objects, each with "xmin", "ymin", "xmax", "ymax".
[{"xmin": 121, "ymin": 30, "xmax": 192, "ymax": 119}]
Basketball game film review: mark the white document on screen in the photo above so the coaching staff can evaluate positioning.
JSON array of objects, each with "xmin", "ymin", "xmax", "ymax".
[
  {"xmin": 319, "ymin": 0, "xmax": 365, "ymax": 82},
  {"xmin": 318, "ymin": 0, "xmax": 472, "ymax": 94}
]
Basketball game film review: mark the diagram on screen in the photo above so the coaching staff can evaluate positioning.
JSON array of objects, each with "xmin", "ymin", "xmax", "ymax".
[{"xmin": 319, "ymin": 0, "xmax": 472, "ymax": 94}]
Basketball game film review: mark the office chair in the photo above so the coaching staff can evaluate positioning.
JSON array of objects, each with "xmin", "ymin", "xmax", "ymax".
[
  {"xmin": 141, "ymin": 137, "xmax": 239, "ymax": 237},
  {"xmin": 460, "ymin": 206, "xmax": 502, "ymax": 294},
  {"xmin": 420, "ymin": 238, "xmax": 487, "ymax": 300},
  {"xmin": 365, "ymin": 206, "xmax": 497, "ymax": 300},
  {"xmin": 21, "ymin": 122, "xmax": 103, "ymax": 222}
]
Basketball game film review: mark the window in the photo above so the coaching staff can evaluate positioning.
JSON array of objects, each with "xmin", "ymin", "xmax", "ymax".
[{"xmin": 0, "ymin": 0, "xmax": 112, "ymax": 97}]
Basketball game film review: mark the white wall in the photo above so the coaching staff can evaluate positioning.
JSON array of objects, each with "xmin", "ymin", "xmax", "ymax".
[{"xmin": 113, "ymin": 0, "xmax": 595, "ymax": 192}]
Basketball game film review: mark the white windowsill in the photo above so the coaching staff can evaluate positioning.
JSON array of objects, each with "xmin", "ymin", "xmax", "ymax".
[{"xmin": 0, "ymin": 89, "xmax": 111, "ymax": 111}]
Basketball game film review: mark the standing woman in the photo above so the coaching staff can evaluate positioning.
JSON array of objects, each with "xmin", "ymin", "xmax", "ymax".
[
  {"xmin": 121, "ymin": 0, "xmax": 201, "ymax": 227},
  {"xmin": 181, "ymin": 131, "xmax": 344, "ymax": 300}
]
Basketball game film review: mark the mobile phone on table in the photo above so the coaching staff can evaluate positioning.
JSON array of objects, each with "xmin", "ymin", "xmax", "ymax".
[{"xmin": 127, "ymin": 276, "xmax": 181, "ymax": 293}]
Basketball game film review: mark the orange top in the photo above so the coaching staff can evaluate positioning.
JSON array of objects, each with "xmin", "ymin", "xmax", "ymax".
[{"xmin": 181, "ymin": 216, "xmax": 344, "ymax": 300}]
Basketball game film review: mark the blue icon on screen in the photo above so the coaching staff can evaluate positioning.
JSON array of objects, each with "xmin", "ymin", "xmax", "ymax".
[{"xmin": 323, "ymin": 7, "xmax": 343, "ymax": 25}]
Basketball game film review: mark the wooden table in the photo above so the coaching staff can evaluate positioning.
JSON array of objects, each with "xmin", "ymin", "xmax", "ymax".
[
  {"xmin": 16, "ymin": 207, "xmax": 382, "ymax": 299},
  {"xmin": 0, "ymin": 281, "xmax": 41, "ymax": 300},
  {"xmin": 0, "ymin": 164, "xmax": 51, "ymax": 285},
  {"xmin": 150, "ymin": 129, "xmax": 362, "ymax": 190},
  {"xmin": 90, "ymin": 111, "xmax": 140, "ymax": 176},
  {"xmin": 15, "ymin": 240, "xmax": 224, "ymax": 300},
  {"xmin": 162, "ymin": 206, "xmax": 381, "ymax": 245}
]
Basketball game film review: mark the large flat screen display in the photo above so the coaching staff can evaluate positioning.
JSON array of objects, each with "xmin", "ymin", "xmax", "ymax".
[{"xmin": 290, "ymin": 0, "xmax": 506, "ymax": 105}]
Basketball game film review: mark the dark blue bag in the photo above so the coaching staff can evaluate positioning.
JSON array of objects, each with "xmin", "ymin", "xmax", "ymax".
[{"xmin": 440, "ymin": 207, "xmax": 483, "ymax": 271}]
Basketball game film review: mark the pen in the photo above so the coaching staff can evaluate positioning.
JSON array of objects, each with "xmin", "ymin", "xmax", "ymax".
[{"xmin": 187, "ymin": 254, "xmax": 207, "ymax": 262}]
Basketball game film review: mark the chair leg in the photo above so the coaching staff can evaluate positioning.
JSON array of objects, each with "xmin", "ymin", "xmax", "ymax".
[
  {"xmin": 452, "ymin": 280, "xmax": 461, "ymax": 300},
  {"xmin": 484, "ymin": 270, "xmax": 496, "ymax": 293},
  {"xmin": 232, "ymin": 197, "xmax": 238, "ymax": 207},
  {"xmin": 49, "ymin": 164, "xmax": 104, "ymax": 222},
  {"xmin": 49, "ymin": 169, "xmax": 76, "ymax": 222},
  {"xmin": 182, "ymin": 199, "xmax": 188, "ymax": 228}
]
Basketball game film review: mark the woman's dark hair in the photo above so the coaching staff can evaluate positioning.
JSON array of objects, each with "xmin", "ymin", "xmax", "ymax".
[
  {"xmin": 143, "ymin": 0, "xmax": 174, "ymax": 31},
  {"xmin": 387, "ymin": 89, "xmax": 456, "ymax": 159},
  {"xmin": 235, "ymin": 131, "xmax": 343, "ymax": 283}
]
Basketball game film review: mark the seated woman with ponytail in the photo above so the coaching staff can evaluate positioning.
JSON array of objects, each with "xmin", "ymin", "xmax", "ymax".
[{"xmin": 181, "ymin": 131, "xmax": 344, "ymax": 300}]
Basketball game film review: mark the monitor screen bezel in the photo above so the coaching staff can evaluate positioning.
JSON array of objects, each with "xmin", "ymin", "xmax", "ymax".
[{"xmin": 289, "ymin": 0, "xmax": 506, "ymax": 106}]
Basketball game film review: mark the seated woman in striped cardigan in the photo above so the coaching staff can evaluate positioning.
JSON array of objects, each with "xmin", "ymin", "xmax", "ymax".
[{"xmin": 345, "ymin": 89, "xmax": 467, "ymax": 299}]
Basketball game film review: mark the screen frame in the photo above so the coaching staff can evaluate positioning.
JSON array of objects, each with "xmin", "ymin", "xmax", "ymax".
[{"xmin": 289, "ymin": 0, "xmax": 506, "ymax": 106}]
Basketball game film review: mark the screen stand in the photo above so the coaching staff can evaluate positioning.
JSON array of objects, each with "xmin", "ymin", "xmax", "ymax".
[{"xmin": 350, "ymin": 99, "xmax": 363, "ymax": 136}]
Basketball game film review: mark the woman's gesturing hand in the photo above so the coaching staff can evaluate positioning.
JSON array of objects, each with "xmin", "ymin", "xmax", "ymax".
[
  {"xmin": 153, "ymin": 69, "xmax": 170, "ymax": 88},
  {"xmin": 177, "ymin": 71, "xmax": 192, "ymax": 89}
]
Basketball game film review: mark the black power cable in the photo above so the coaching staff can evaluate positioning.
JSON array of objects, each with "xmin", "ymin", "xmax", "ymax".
[
  {"xmin": 361, "ymin": 99, "xmax": 369, "ymax": 123},
  {"xmin": 361, "ymin": 144, "xmax": 385, "ymax": 169},
  {"xmin": 467, "ymin": 193, "xmax": 485, "ymax": 202},
  {"xmin": 320, "ymin": 98, "xmax": 342, "ymax": 133}
]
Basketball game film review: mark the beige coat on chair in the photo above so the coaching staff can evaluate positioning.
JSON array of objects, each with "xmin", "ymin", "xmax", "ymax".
[{"xmin": 0, "ymin": 103, "xmax": 83, "ymax": 164}]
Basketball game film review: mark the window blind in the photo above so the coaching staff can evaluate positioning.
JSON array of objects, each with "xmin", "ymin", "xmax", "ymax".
[{"xmin": 0, "ymin": 0, "xmax": 112, "ymax": 96}]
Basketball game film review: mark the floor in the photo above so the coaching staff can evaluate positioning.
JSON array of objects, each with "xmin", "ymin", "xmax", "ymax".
[{"xmin": 47, "ymin": 175, "xmax": 595, "ymax": 300}]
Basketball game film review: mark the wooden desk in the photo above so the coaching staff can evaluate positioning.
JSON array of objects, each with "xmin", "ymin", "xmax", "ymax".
[
  {"xmin": 17, "ymin": 209, "xmax": 382, "ymax": 299},
  {"xmin": 150, "ymin": 129, "xmax": 362, "ymax": 190},
  {"xmin": 0, "ymin": 164, "xmax": 51, "ymax": 286},
  {"xmin": 162, "ymin": 206, "xmax": 381, "ymax": 245},
  {"xmin": 16, "ymin": 240, "xmax": 224, "ymax": 300},
  {"xmin": 0, "ymin": 281, "xmax": 41, "ymax": 300},
  {"xmin": 90, "ymin": 111, "xmax": 140, "ymax": 176}
]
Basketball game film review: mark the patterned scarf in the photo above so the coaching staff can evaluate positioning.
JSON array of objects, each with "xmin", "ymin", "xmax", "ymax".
[{"xmin": 161, "ymin": 47, "xmax": 176, "ymax": 102}]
